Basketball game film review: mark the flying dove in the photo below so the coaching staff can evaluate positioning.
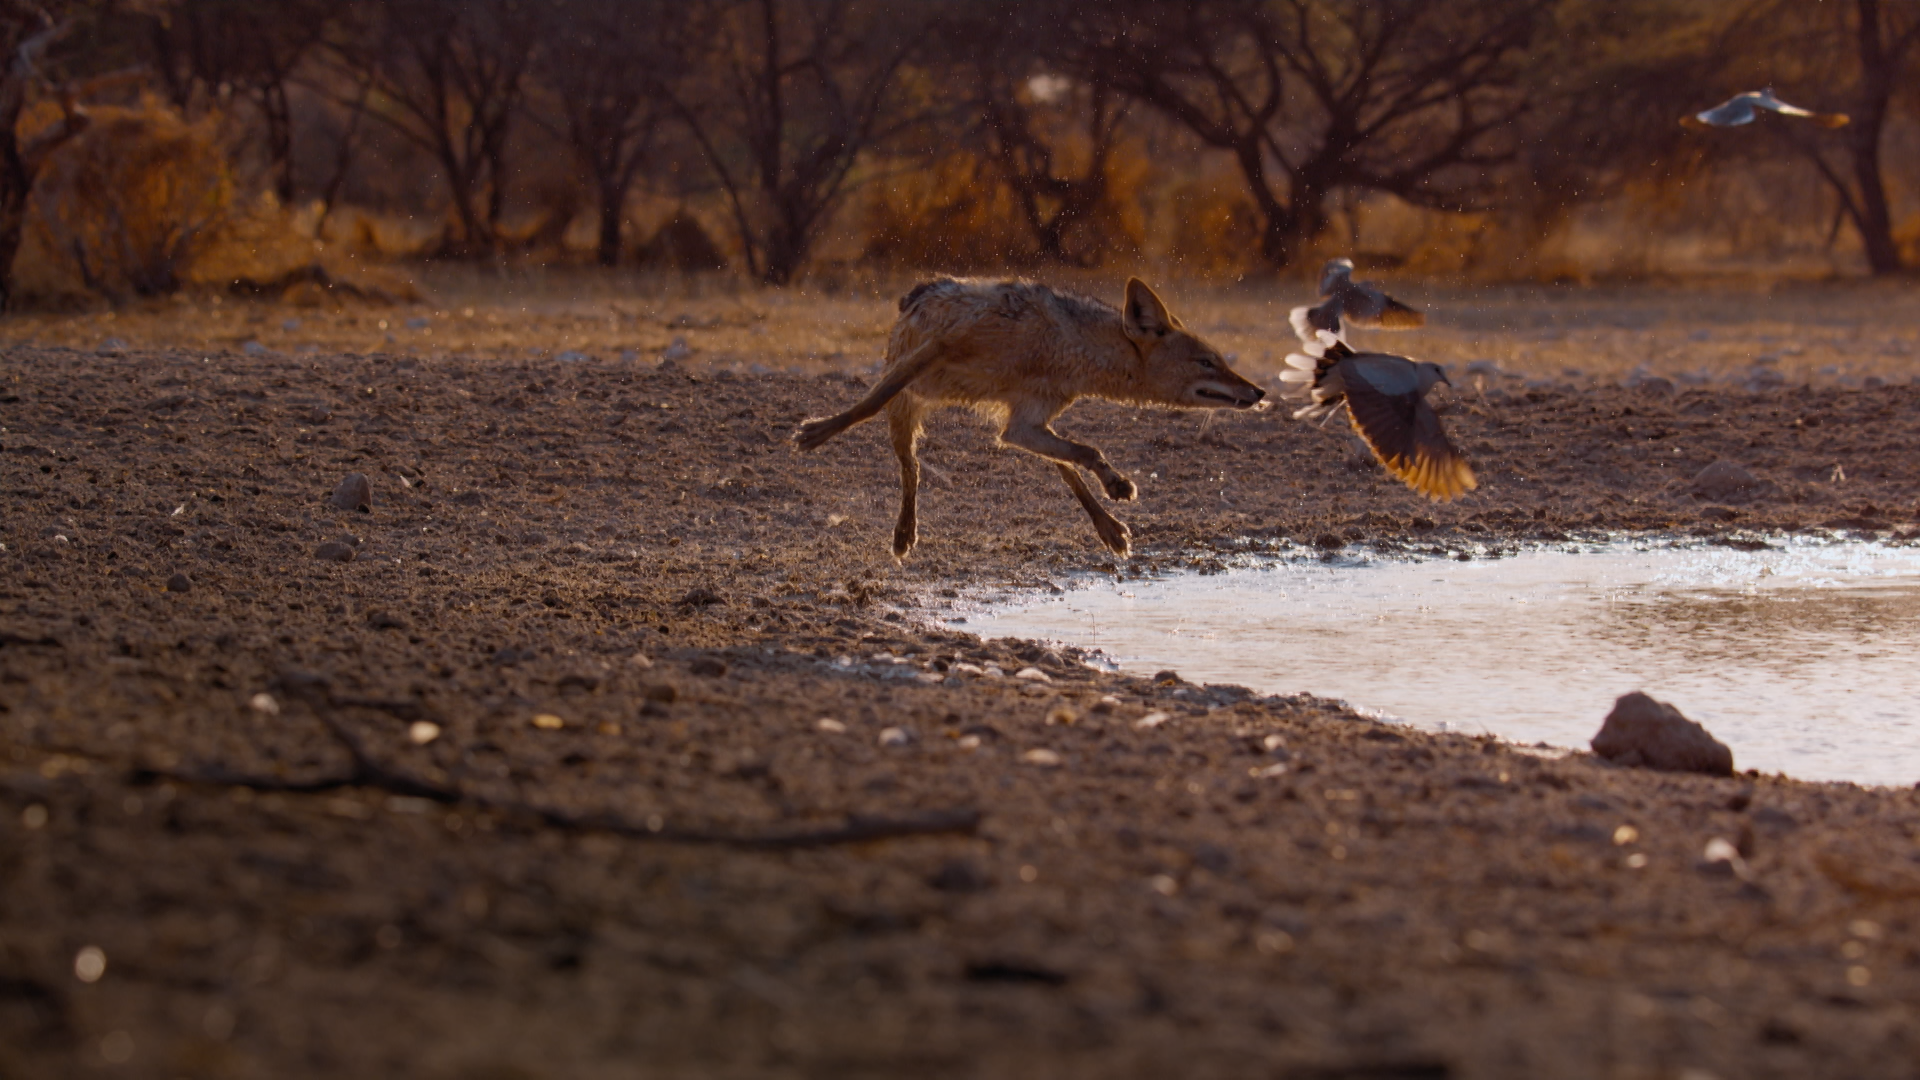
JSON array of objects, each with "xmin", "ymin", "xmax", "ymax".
[
  {"xmin": 1281, "ymin": 332, "xmax": 1476, "ymax": 501},
  {"xmin": 1289, "ymin": 257, "xmax": 1425, "ymax": 343},
  {"xmin": 1681, "ymin": 89, "xmax": 1849, "ymax": 130}
]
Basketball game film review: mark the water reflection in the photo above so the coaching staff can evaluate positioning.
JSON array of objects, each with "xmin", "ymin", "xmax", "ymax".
[{"xmin": 969, "ymin": 540, "xmax": 1920, "ymax": 786}]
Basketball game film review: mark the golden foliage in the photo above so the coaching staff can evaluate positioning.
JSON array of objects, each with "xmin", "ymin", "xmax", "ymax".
[{"xmin": 19, "ymin": 103, "xmax": 235, "ymax": 302}]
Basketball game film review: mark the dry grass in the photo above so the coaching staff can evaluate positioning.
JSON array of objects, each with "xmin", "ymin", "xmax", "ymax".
[{"xmin": 4, "ymin": 264, "xmax": 1918, "ymax": 391}]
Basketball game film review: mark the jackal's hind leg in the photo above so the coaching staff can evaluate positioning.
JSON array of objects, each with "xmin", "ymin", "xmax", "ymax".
[
  {"xmin": 1056, "ymin": 464, "xmax": 1131, "ymax": 557},
  {"xmin": 795, "ymin": 339, "xmax": 945, "ymax": 452},
  {"xmin": 1001, "ymin": 419, "xmax": 1136, "ymax": 502},
  {"xmin": 888, "ymin": 401, "xmax": 924, "ymax": 560}
]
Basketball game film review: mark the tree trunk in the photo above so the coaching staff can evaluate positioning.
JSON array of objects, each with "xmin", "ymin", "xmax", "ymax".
[
  {"xmin": 1850, "ymin": 0, "xmax": 1905, "ymax": 274},
  {"xmin": 596, "ymin": 178, "xmax": 624, "ymax": 267},
  {"xmin": 0, "ymin": 134, "xmax": 31, "ymax": 311}
]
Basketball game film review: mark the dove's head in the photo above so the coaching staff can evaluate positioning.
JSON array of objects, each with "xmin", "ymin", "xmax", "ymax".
[{"xmin": 1415, "ymin": 362, "xmax": 1451, "ymax": 394}]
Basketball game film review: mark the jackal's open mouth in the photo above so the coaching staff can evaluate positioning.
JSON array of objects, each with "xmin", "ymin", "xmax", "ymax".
[{"xmin": 1194, "ymin": 387, "xmax": 1263, "ymax": 408}]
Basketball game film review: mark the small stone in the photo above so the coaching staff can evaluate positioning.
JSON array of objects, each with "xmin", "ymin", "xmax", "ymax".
[
  {"xmin": 1136, "ymin": 711, "xmax": 1172, "ymax": 729},
  {"xmin": 165, "ymin": 572, "xmax": 193, "ymax": 593},
  {"xmin": 1591, "ymin": 691, "xmax": 1734, "ymax": 776},
  {"xmin": 1021, "ymin": 748, "xmax": 1063, "ymax": 767},
  {"xmin": 1690, "ymin": 460, "xmax": 1764, "ymax": 503},
  {"xmin": 1090, "ymin": 695, "xmax": 1120, "ymax": 714},
  {"xmin": 1045, "ymin": 704, "xmax": 1077, "ymax": 726},
  {"xmin": 531, "ymin": 713, "xmax": 565, "ymax": 730},
  {"xmin": 816, "ymin": 718, "xmax": 847, "ymax": 734},
  {"xmin": 1629, "ymin": 374, "xmax": 1675, "ymax": 396},
  {"xmin": 408, "ymin": 721, "xmax": 441, "ymax": 745},
  {"xmin": 630, "ymin": 652, "xmax": 654, "ymax": 669},
  {"xmin": 928, "ymin": 858, "xmax": 992, "ymax": 893},
  {"xmin": 642, "ymin": 683, "xmax": 676, "ymax": 704},
  {"xmin": 329, "ymin": 472, "xmax": 373, "ymax": 513},
  {"xmin": 314, "ymin": 541, "xmax": 355, "ymax": 563},
  {"xmin": 878, "ymin": 726, "xmax": 913, "ymax": 747},
  {"xmin": 1153, "ymin": 669, "xmax": 1183, "ymax": 684},
  {"xmin": 688, "ymin": 657, "xmax": 727, "ymax": 677},
  {"xmin": 1014, "ymin": 667, "xmax": 1051, "ymax": 682},
  {"xmin": 248, "ymin": 693, "xmax": 280, "ymax": 716},
  {"xmin": 241, "ymin": 340, "xmax": 267, "ymax": 356}
]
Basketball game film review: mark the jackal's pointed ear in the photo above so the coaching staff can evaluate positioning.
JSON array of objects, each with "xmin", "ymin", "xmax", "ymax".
[{"xmin": 1122, "ymin": 278, "xmax": 1179, "ymax": 343}]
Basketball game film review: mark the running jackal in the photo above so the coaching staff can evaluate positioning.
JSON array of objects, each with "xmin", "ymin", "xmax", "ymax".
[{"xmin": 794, "ymin": 277, "xmax": 1266, "ymax": 559}]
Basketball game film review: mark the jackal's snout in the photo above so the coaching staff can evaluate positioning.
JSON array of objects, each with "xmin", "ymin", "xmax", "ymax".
[{"xmin": 1189, "ymin": 370, "xmax": 1266, "ymax": 410}]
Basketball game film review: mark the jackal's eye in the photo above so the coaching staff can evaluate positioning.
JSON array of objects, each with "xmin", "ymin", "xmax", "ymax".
[{"xmin": 1195, "ymin": 355, "xmax": 1218, "ymax": 370}]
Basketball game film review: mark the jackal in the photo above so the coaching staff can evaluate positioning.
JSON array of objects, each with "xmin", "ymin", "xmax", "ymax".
[{"xmin": 794, "ymin": 277, "xmax": 1266, "ymax": 559}]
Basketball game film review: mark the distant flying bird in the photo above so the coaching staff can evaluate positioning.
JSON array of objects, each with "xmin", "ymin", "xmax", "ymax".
[
  {"xmin": 1681, "ymin": 89, "xmax": 1849, "ymax": 130},
  {"xmin": 1281, "ymin": 332, "xmax": 1476, "ymax": 501},
  {"xmin": 1289, "ymin": 257, "xmax": 1425, "ymax": 344}
]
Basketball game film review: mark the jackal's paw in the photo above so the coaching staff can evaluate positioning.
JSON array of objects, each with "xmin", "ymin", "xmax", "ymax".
[
  {"xmin": 793, "ymin": 417, "xmax": 839, "ymax": 452},
  {"xmin": 892, "ymin": 526, "xmax": 917, "ymax": 561},
  {"xmin": 1096, "ymin": 517, "xmax": 1132, "ymax": 559},
  {"xmin": 1103, "ymin": 474, "xmax": 1137, "ymax": 502}
]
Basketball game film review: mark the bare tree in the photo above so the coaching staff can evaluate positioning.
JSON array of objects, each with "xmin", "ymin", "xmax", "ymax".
[
  {"xmin": 1, "ymin": 1, "xmax": 85, "ymax": 309},
  {"xmin": 328, "ymin": 0, "xmax": 538, "ymax": 256},
  {"xmin": 145, "ymin": 0, "xmax": 329, "ymax": 205},
  {"xmin": 672, "ymin": 0, "xmax": 923, "ymax": 285},
  {"xmin": 1068, "ymin": 0, "xmax": 1544, "ymax": 268},
  {"xmin": 534, "ymin": 0, "xmax": 697, "ymax": 267}
]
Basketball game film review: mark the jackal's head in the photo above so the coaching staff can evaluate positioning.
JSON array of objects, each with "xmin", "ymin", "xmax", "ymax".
[{"xmin": 1121, "ymin": 278, "xmax": 1266, "ymax": 411}]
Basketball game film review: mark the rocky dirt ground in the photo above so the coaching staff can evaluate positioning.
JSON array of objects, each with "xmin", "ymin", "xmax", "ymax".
[{"xmin": 3, "ymin": 281, "xmax": 1920, "ymax": 1079}]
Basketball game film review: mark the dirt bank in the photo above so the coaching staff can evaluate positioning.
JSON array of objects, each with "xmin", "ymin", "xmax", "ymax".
[{"xmin": 2, "ymin": 338, "xmax": 1918, "ymax": 1079}]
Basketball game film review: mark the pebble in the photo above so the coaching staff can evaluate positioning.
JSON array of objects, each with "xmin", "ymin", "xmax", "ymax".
[
  {"xmin": 688, "ymin": 657, "xmax": 727, "ymax": 677},
  {"xmin": 1021, "ymin": 748, "xmax": 1062, "ymax": 767},
  {"xmin": 1137, "ymin": 711, "xmax": 1172, "ymax": 729},
  {"xmin": 1591, "ymin": 691, "xmax": 1734, "ymax": 776},
  {"xmin": 165, "ymin": 572, "xmax": 192, "ymax": 593},
  {"xmin": 241, "ymin": 340, "xmax": 266, "ymax": 356},
  {"xmin": 329, "ymin": 473, "xmax": 373, "ymax": 513},
  {"xmin": 248, "ymin": 692, "xmax": 280, "ymax": 716},
  {"xmin": 1045, "ymin": 704, "xmax": 1077, "ymax": 726},
  {"xmin": 1014, "ymin": 667, "xmax": 1051, "ymax": 682},
  {"xmin": 408, "ymin": 721, "xmax": 441, "ymax": 745},
  {"xmin": 816, "ymin": 718, "xmax": 847, "ymax": 734},
  {"xmin": 314, "ymin": 541, "xmax": 355, "ymax": 563},
  {"xmin": 1090, "ymin": 695, "xmax": 1120, "ymax": 714},
  {"xmin": 531, "ymin": 714, "xmax": 565, "ymax": 730},
  {"xmin": 878, "ymin": 726, "xmax": 913, "ymax": 747}
]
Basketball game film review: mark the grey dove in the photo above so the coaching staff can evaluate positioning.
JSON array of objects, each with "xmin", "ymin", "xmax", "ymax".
[
  {"xmin": 1289, "ymin": 257, "xmax": 1424, "ymax": 344},
  {"xmin": 1681, "ymin": 89, "xmax": 1848, "ymax": 130},
  {"xmin": 1281, "ymin": 332, "xmax": 1475, "ymax": 501}
]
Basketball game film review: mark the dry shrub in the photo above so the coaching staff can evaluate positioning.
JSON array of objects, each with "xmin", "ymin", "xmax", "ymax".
[
  {"xmin": 1152, "ymin": 172, "xmax": 1263, "ymax": 279},
  {"xmin": 19, "ymin": 104, "xmax": 234, "ymax": 302},
  {"xmin": 861, "ymin": 152, "xmax": 1033, "ymax": 271},
  {"xmin": 636, "ymin": 213, "xmax": 728, "ymax": 272}
]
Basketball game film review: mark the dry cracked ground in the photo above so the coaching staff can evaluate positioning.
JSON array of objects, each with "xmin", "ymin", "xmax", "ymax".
[{"xmin": 2, "ymin": 282, "xmax": 1920, "ymax": 1079}]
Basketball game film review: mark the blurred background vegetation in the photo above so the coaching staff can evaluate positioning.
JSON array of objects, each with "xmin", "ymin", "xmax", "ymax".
[{"xmin": 1, "ymin": 0, "xmax": 1917, "ymax": 310}]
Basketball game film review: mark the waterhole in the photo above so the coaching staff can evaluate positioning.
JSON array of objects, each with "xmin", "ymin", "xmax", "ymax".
[{"xmin": 970, "ymin": 539, "xmax": 1920, "ymax": 786}]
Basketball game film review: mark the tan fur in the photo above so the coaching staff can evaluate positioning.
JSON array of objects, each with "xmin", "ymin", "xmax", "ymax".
[{"xmin": 795, "ymin": 276, "xmax": 1265, "ymax": 559}]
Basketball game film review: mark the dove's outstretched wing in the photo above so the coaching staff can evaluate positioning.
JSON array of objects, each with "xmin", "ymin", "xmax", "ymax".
[{"xmin": 1338, "ymin": 356, "xmax": 1477, "ymax": 501}]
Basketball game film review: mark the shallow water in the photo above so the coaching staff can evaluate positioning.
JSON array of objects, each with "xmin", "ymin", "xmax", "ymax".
[{"xmin": 969, "ymin": 539, "xmax": 1920, "ymax": 786}]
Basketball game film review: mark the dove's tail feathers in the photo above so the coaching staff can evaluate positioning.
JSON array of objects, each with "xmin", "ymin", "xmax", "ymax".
[
  {"xmin": 1289, "ymin": 305, "xmax": 1317, "ymax": 344},
  {"xmin": 1293, "ymin": 401, "xmax": 1341, "ymax": 422},
  {"xmin": 1281, "ymin": 338, "xmax": 1354, "ymax": 390},
  {"xmin": 1290, "ymin": 301, "xmax": 1342, "ymax": 343}
]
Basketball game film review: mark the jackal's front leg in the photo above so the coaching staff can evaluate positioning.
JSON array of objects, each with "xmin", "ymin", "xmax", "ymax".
[
  {"xmin": 1001, "ymin": 420, "xmax": 1135, "ymax": 502},
  {"xmin": 1055, "ymin": 464, "xmax": 1131, "ymax": 557}
]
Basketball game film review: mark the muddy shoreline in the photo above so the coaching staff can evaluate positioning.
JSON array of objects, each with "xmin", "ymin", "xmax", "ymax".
[{"xmin": 3, "ymin": 342, "xmax": 1919, "ymax": 1078}]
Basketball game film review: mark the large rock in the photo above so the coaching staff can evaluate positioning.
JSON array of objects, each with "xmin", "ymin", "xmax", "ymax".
[
  {"xmin": 1690, "ymin": 460, "xmax": 1764, "ymax": 503},
  {"xmin": 1591, "ymin": 692, "xmax": 1734, "ymax": 776}
]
